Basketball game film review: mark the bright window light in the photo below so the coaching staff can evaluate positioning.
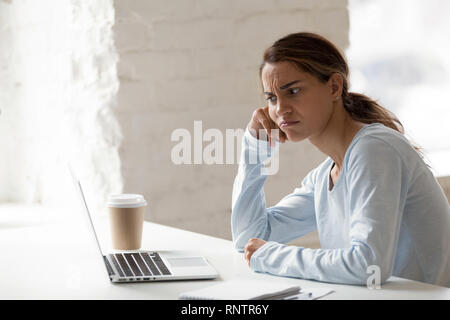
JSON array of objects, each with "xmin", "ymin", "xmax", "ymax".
[{"xmin": 347, "ymin": 0, "xmax": 450, "ymax": 177}]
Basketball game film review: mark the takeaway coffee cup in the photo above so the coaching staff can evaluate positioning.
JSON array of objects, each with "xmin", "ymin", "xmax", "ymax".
[{"xmin": 107, "ymin": 194, "xmax": 147, "ymax": 250}]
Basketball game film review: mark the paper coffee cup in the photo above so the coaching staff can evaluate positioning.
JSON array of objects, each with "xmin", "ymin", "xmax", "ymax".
[{"xmin": 107, "ymin": 194, "xmax": 147, "ymax": 250}]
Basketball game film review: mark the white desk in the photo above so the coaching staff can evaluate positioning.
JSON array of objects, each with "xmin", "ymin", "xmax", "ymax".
[{"xmin": 0, "ymin": 203, "xmax": 449, "ymax": 300}]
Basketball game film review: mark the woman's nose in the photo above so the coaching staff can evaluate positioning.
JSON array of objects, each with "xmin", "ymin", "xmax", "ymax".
[{"xmin": 276, "ymin": 99, "xmax": 292, "ymax": 116}]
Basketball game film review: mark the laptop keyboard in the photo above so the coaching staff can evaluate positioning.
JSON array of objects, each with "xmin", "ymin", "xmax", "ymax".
[{"xmin": 108, "ymin": 252, "xmax": 171, "ymax": 278}]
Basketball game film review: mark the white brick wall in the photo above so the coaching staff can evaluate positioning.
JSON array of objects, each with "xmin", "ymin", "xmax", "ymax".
[
  {"xmin": 113, "ymin": 0, "xmax": 350, "ymax": 242},
  {"xmin": 0, "ymin": 0, "xmax": 349, "ymax": 246},
  {"xmin": 0, "ymin": 0, "xmax": 122, "ymax": 210}
]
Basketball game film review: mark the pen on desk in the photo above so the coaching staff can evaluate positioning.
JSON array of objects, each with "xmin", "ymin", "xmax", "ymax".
[{"xmin": 284, "ymin": 291, "xmax": 312, "ymax": 300}]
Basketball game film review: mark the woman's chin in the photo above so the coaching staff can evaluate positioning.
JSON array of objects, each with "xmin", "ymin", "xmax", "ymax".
[{"xmin": 285, "ymin": 133, "xmax": 307, "ymax": 143}]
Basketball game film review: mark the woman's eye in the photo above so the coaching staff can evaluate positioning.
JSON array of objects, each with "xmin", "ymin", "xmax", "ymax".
[
  {"xmin": 289, "ymin": 88, "xmax": 300, "ymax": 95},
  {"xmin": 266, "ymin": 96, "xmax": 277, "ymax": 103}
]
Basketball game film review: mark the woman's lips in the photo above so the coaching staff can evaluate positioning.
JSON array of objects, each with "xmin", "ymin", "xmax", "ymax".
[{"xmin": 280, "ymin": 120, "xmax": 300, "ymax": 128}]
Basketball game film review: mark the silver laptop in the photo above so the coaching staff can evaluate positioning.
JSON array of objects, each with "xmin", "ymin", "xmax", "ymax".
[{"xmin": 72, "ymin": 173, "xmax": 218, "ymax": 283}]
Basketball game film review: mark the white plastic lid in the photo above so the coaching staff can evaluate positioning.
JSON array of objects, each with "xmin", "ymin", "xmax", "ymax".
[{"xmin": 107, "ymin": 194, "xmax": 147, "ymax": 208}]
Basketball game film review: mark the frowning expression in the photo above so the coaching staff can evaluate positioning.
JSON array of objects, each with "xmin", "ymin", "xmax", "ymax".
[{"xmin": 261, "ymin": 61, "xmax": 337, "ymax": 142}]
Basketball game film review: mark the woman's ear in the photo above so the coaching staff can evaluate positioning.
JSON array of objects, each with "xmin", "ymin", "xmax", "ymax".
[{"xmin": 329, "ymin": 73, "xmax": 343, "ymax": 100}]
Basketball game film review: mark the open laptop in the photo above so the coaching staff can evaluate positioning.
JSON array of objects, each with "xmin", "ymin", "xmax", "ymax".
[{"xmin": 71, "ymin": 172, "xmax": 218, "ymax": 283}]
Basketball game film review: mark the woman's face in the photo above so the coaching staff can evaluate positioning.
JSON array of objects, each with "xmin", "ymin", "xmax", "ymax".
[{"xmin": 261, "ymin": 61, "xmax": 336, "ymax": 142}]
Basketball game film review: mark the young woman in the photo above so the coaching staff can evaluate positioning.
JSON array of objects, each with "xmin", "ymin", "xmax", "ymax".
[{"xmin": 231, "ymin": 32, "xmax": 449, "ymax": 287}]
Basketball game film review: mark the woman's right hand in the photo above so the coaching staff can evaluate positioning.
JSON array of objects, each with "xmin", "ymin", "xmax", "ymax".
[{"xmin": 248, "ymin": 105, "xmax": 287, "ymax": 146}]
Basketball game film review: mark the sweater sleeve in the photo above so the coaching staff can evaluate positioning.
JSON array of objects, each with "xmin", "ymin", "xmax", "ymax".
[
  {"xmin": 250, "ymin": 137, "xmax": 409, "ymax": 285},
  {"xmin": 231, "ymin": 127, "xmax": 317, "ymax": 252}
]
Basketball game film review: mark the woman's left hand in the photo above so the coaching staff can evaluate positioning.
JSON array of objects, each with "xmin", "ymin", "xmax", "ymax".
[{"xmin": 244, "ymin": 238, "xmax": 267, "ymax": 267}]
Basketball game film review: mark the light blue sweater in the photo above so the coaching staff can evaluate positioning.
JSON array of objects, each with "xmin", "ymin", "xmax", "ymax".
[{"xmin": 231, "ymin": 123, "xmax": 449, "ymax": 287}]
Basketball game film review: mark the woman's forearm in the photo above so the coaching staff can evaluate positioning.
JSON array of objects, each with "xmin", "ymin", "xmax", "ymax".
[{"xmin": 231, "ymin": 128, "xmax": 275, "ymax": 251}]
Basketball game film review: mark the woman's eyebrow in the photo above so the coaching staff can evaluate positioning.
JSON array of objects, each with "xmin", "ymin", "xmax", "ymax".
[
  {"xmin": 264, "ymin": 79, "xmax": 302, "ymax": 95},
  {"xmin": 279, "ymin": 80, "xmax": 302, "ymax": 90}
]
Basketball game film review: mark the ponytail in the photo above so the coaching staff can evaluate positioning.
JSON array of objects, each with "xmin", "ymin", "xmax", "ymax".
[
  {"xmin": 342, "ymin": 91, "xmax": 404, "ymax": 134},
  {"xmin": 343, "ymin": 91, "xmax": 424, "ymax": 157}
]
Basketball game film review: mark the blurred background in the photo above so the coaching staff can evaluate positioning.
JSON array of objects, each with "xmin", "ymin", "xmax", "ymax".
[
  {"xmin": 0, "ymin": 0, "xmax": 448, "ymax": 248},
  {"xmin": 347, "ymin": 0, "xmax": 450, "ymax": 177}
]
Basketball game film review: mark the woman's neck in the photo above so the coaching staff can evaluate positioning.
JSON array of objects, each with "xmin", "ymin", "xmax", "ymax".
[{"xmin": 308, "ymin": 102, "xmax": 365, "ymax": 171}]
